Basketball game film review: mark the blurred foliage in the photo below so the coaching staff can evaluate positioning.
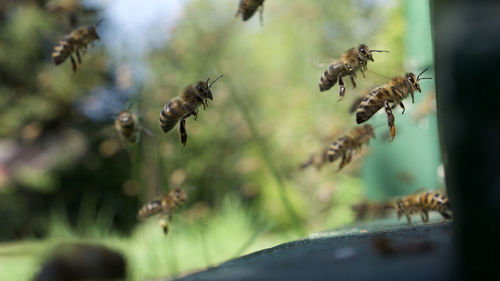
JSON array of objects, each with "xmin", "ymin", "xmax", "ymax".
[{"xmin": 0, "ymin": 0, "xmax": 440, "ymax": 280}]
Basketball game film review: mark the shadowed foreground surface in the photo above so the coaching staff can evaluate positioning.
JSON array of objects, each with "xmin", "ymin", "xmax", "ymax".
[{"xmin": 173, "ymin": 221, "xmax": 453, "ymax": 281}]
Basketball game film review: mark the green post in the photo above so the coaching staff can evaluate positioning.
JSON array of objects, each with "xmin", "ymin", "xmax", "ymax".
[{"xmin": 362, "ymin": 0, "xmax": 441, "ymax": 200}]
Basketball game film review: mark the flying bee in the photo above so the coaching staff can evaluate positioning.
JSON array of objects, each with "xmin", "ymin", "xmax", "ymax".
[
  {"xmin": 391, "ymin": 191, "xmax": 452, "ymax": 224},
  {"xmin": 319, "ymin": 44, "xmax": 388, "ymax": 100},
  {"xmin": 326, "ymin": 124, "xmax": 375, "ymax": 170},
  {"xmin": 355, "ymin": 68, "xmax": 432, "ymax": 142},
  {"xmin": 351, "ymin": 200, "xmax": 392, "ymax": 221},
  {"xmin": 114, "ymin": 110, "xmax": 151, "ymax": 143},
  {"xmin": 235, "ymin": 0, "xmax": 265, "ymax": 24},
  {"xmin": 52, "ymin": 19, "xmax": 101, "ymax": 73},
  {"xmin": 159, "ymin": 75, "xmax": 223, "ymax": 147},
  {"xmin": 137, "ymin": 188, "xmax": 188, "ymax": 234}
]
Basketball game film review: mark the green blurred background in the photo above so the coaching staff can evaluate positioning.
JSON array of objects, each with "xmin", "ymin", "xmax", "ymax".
[{"xmin": 0, "ymin": 0, "xmax": 440, "ymax": 280}]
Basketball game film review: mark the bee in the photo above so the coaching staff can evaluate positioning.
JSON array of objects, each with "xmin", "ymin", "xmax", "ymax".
[
  {"xmin": 326, "ymin": 124, "xmax": 375, "ymax": 170},
  {"xmin": 159, "ymin": 75, "xmax": 223, "ymax": 147},
  {"xmin": 52, "ymin": 20, "xmax": 101, "ymax": 73},
  {"xmin": 351, "ymin": 201, "xmax": 392, "ymax": 221},
  {"xmin": 355, "ymin": 68, "xmax": 432, "ymax": 142},
  {"xmin": 137, "ymin": 188, "xmax": 187, "ymax": 234},
  {"xmin": 114, "ymin": 110, "xmax": 150, "ymax": 143},
  {"xmin": 392, "ymin": 191, "xmax": 451, "ymax": 224},
  {"xmin": 235, "ymin": 0, "xmax": 265, "ymax": 24},
  {"xmin": 319, "ymin": 44, "xmax": 388, "ymax": 100}
]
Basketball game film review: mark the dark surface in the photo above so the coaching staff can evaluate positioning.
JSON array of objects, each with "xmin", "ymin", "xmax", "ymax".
[
  {"xmin": 173, "ymin": 220, "xmax": 454, "ymax": 281},
  {"xmin": 432, "ymin": 1, "xmax": 500, "ymax": 279}
]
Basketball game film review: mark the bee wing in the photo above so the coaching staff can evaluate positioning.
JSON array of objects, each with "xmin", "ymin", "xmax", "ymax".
[
  {"xmin": 305, "ymin": 55, "xmax": 335, "ymax": 68},
  {"xmin": 140, "ymin": 126, "xmax": 155, "ymax": 138}
]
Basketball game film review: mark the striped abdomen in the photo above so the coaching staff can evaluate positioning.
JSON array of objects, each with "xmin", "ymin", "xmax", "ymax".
[
  {"xmin": 238, "ymin": 0, "xmax": 264, "ymax": 20},
  {"xmin": 52, "ymin": 36, "xmax": 76, "ymax": 65},
  {"xmin": 356, "ymin": 87, "xmax": 390, "ymax": 124},
  {"xmin": 319, "ymin": 62, "xmax": 343, "ymax": 92},
  {"xmin": 327, "ymin": 136, "xmax": 353, "ymax": 162},
  {"xmin": 137, "ymin": 200, "xmax": 163, "ymax": 219},
  {"xmin": 159, "ymin": 97, "xmax": 186, "ymax": 133},
  {"xmin": 420, "ymin": 192, "xmax": 450, "ymax": 212},
  {"xmin": 120, "ymin": 123, "xmax": 137, "ymax": 142}
]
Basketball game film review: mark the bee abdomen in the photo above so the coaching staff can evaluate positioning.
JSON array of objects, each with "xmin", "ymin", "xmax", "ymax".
[
  {"xmin": 239, "ymin": 0, "xmax": 264, "ymax": 20},
  {"xmin": 137, "ymin": 200, "xmax": 163, "ymax": 219},
  {"xmin": 356, "ymin": 88, "xmax": 387, "ymax": 124},
  {"xmin": 319, "ymin": 63, "xmax": 342, "ymax": 92},
  {"xmin": 159, "ymin": 99, "xmax": 183, "ymax": 133},
  {"xmin": 52, "ymin": 38, "xmax": 74, "ymax": 65}
]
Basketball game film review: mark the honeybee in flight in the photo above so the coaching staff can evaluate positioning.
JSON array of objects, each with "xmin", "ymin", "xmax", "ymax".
[
  {"xmin": 159, "ymin": 75, "xmax": 223, "ymax": 147},
  {"xmin": 114, "ymin": 110, "xmax": 151, "ymax": 143},
  {"xmin": 235, "ymin": 0, "xmax": 265, "ymax": 24},
  {"xmin": 319, "ymin": 44, "xmax": 388, "ymax": 100},
  {"xmin": 327, "ymin": 124, "xmax": 375, "ymax": 170},
  {"xmin": 52, "ymin": 20, "xmax": 101, "ymax": 72},
  {"xmin": 355, "ymin": 68, "xmax": 432, "ymax": 142},
  {"xmin": 391, "ymin": 191, "xmax": 451, "ymax": 224},
  {"xmin": 351, "ymin": 200, "xmax": 392, "ymax": 221},
  {"xmin": 137, "ymin": 188, "xmax": 187, "ymax": 234}
]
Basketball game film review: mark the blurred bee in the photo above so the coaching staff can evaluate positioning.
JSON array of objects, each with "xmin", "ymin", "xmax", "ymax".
[
  {"xmin": 159, "ymin": 75, "xmax": 223, "ymax": 147},
  {"xmin": 319, "ymin": 44, "xmax": 388, "ymax": 100},
  {"xmin": 235, "ymin": 0, "xmax": 265, "ymax": 24},
  {"xmin": 412, "ymin": 91, "xmax": 436, "ymax": 122},
  {"xmin": 114, "ymin": 110, "xmax": 151, "ymax": 143},
  {"xmin": 138, "ymin": 188, "xmax": 188, "ymax": 234},
  {"xmin": 355, "ymin": 68, "xmax": 432, "ymax": 142},
  {"xmin": 392, "ymin": 191, "xmax": 451, "ymax": 224},
  {"xmin": 351, "ymin": 200, "xmax": 392, "ymax": 221},
  {"xmin": 52, "ymin": 20, "xmax": 101, "ymax": 73},
  {"xmin": 326, "ymin": 124, "xmax": 375, "ymax": 170}
]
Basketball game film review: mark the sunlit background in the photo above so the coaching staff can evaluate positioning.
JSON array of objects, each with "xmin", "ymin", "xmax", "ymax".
[{"xmin": 0, "ymin": 0, "xmax": 440, "ymax": 280}]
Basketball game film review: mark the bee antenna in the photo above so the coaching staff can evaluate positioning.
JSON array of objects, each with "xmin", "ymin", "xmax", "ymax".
[
  {"xmin": 417, "ymin": 68, "xmax": 430, "ymax": 80},
  {"xmin": 418, "ymin": 77, "xmax": 433, "ymax": 80},
  {"xmin": 208, "ymin": 74, "xmax": 224, "ymax": 88},
  {"xmin": 95, "ymin": 18, "xmax": 104, "ymax": 28},
  {"xmin": 370, "ymin": 49, "xmax": 389, "ymax": 53}
]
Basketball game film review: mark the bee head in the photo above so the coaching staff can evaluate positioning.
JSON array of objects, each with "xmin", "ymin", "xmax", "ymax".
[
  {"xmin": 407, "ymin": 68, "xmax": 432, "ymax": 93},
  {"xmin": 87, "ymin": 26, "xmax": 100, "ymax": 40},
  {"xmin": 171, "ymin": 188, "xmax": 187, "ymax": 204},
  {"xmin": 117, "ymin": 111, "xmax": 134, "ymax": 126},
  {"xmin": 364, "ymin": 124, "xmax": 376, "ymax": 139},
  {"xmin": 359, "ymin": 44, "xmax": 389, "ymax": 62},
  {"xmin": 195, "ymin": 81, "xmax": 212, "ymax": 100},
  {"xmin": 195, "ymin": 74, "xmax": 223, "ymax": 101},
  {"xmin": 358, "ymin": 44, "xmax": 373, "ymax": 62}
]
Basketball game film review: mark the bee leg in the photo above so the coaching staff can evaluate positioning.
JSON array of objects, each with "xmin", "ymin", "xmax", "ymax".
[
  {"xmin": 410, "ymin": 91, "xmax": 415, "ymax": 103},
  {"xmin": 259, "ymin": 3, "xmax": 264, "ymax": 26},
  {"xmin": 360, "ymin": 67, "xmax": 366, "ymax": 78},
  {"xmin": 421, "ymin": 210, "xmax": 429, "ymax": 223},
  {"xmin": 159, "ymin": 217, "xmax": 169, "ymax": 235},
  {"xmin": 337, "ymin": 74, "xmax": 345, "ymax": 101},
  {"xmin": 406, "ymin": 213, "xmax": 412, "ymax": 224},
  {"xmin": 192, "ymin": 109, "xmax": 198, "ymax": 121},
  {"xmin": 76, "ymin": 49, "xmax": 82, "ymax": 65},
  {"xmin": 180, "ymin": 118, "xmax": 187, "ymax": 147},
  {"xmin": 399, "ymin": 102, "xmax": 405, "ymax": 114},
  {"xmin": 70, "ymin": 55, "xmax": 77, "ymax": 73},
  {"xmin": 349, "ymin": 75, "xmax": 357, "ymax": 89},
  {"xmin": 384, "ymin": 101, "xmax": 396, "ymax": 142},
  {"xmin": 439, "ymin": 211, "xmax": 452, "ymax": 220}
]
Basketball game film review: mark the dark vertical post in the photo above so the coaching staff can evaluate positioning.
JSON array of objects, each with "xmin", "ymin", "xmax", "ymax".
[{"xmin": 431, "ymin": 1, "xmax": 500, "ymax": 279}]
